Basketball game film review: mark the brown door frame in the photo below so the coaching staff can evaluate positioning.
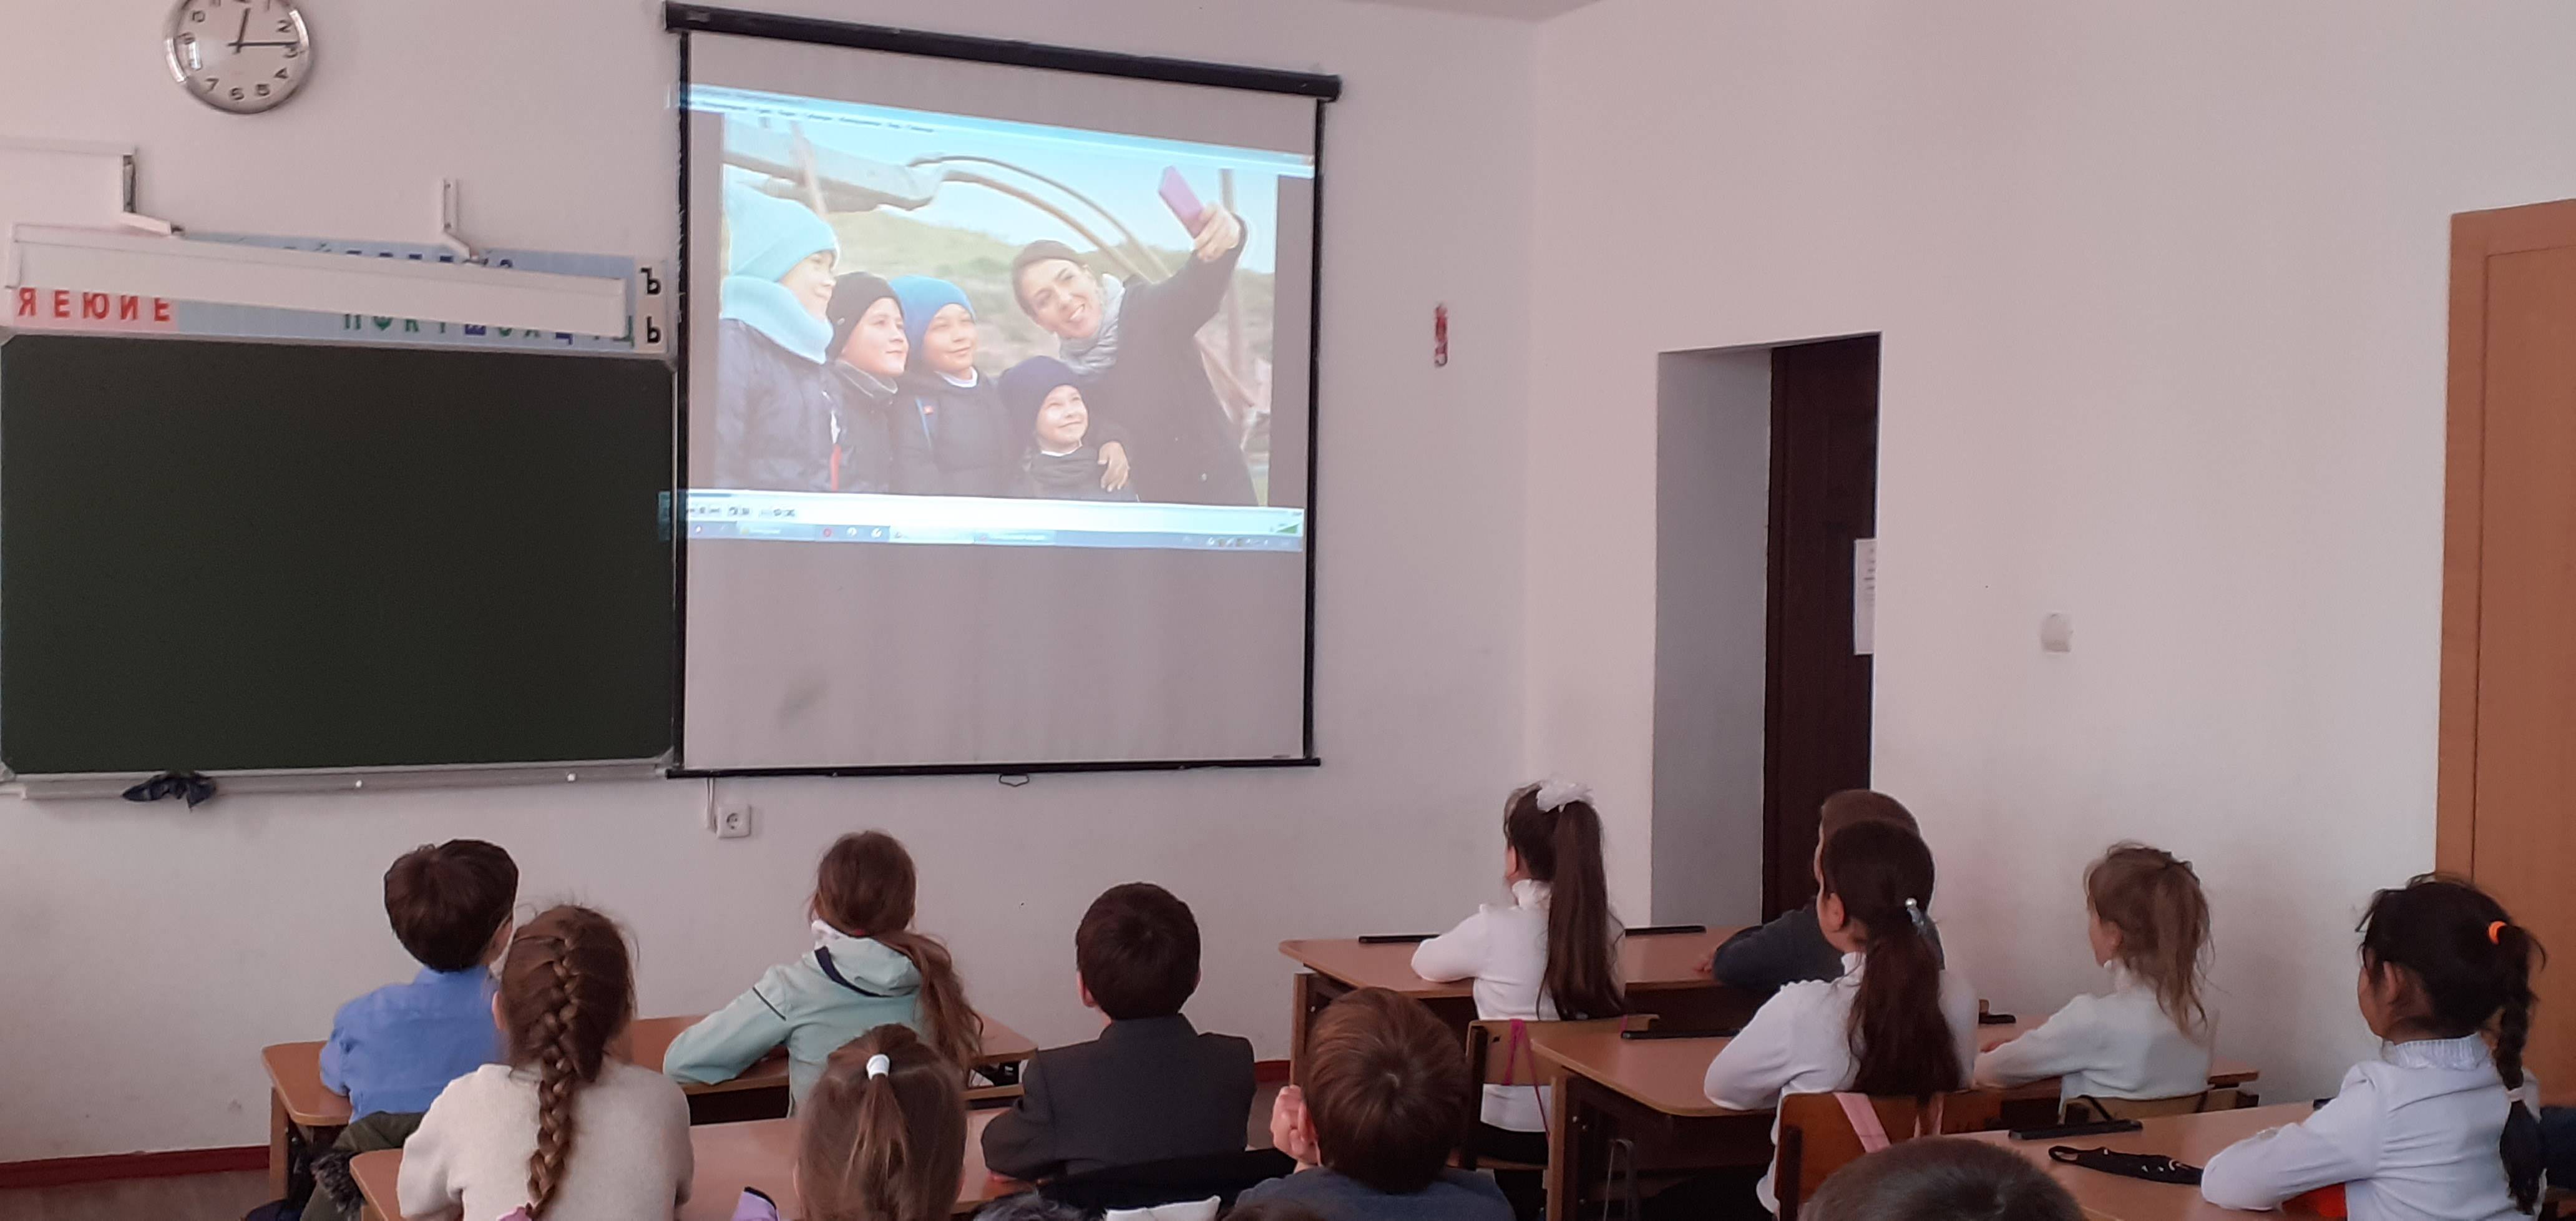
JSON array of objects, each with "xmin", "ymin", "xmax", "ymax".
[{"xmin": 2438, "ymin": 199, "xmax": 2576, "ymax": 871}]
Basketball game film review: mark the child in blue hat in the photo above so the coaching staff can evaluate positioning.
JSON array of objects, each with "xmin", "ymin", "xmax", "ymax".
[{"xmin": 884, "ymin": 277, "xmax": 1020, "ymax": 498}]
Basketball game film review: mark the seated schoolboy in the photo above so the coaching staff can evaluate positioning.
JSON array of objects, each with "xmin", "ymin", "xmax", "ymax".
[
  {"xmin": 1000, "ymin": 356, "xmax": 1138, "ymax": 502},
  {"xmin": 1704, "ymin": 790, "xmax": 1923, "ymax": 996},
  {"xmin": 1238, "ymin": 988, "xmax": 1513, "ymax": 1221},
  {"xmin": 1806, "ymin": 1137, "xmax": 2083, "ymax": 1221},
  {"xmin": 305, "ymin": 840, "xmax": 517, "ymax": 1221},
  {"xmin": 982, "ymin": 883, "xmax": 1256, "ymax": 1180}
]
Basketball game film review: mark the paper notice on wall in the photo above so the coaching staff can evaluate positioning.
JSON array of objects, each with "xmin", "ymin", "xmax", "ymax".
[
  {"xmin": 8, "ymin": 233, "xmax": 667, "ymax": 355},
  {"xmin": 1853, "ymin": 537, "xmax": 1877, "ymax": 656}
]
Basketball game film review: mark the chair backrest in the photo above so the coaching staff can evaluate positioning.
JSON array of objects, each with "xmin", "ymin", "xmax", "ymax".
[
  {"xmin": 1038, "ymin": 1149, "xmax": 1296, "ymax": 1216},
  {"xmin": 1466, "ymin": 1014, "xmax": 1652, "ymax": 1087},
  {"xmin": 2064, "ymin": 1088, "xmax": 2242, "ymax": 1123},
  {"xmin": 1775, "ymin": 1089, "xmax": 2005, "ymax": 1221},
  {"xmin": 1456, "ymin": 1016, "xmax": 1652, "ymax": 1171}
]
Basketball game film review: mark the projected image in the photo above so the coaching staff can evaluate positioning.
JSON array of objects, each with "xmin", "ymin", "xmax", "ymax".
[{"xmin": 689, "ymin": 87, "xmax": 1310, "ymax": 551}]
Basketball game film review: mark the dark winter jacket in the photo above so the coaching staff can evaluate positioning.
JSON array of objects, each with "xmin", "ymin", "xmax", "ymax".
[
  {"xmin": 1023, "ymin": 446, "xmax": 1140, "ymax": 502},
  {"xmin": 890, "ymin": 370, "xmax": 1018, "ymax": 498},
  {"xmin": 711, "ymin": 318, "xmax": 835, "ymax": 493},
  {"xmin": 1091, "ymin": 236, "xmax": 1259, "ymax": 506},
  {"xmin": 826, "ymin": 362, "xmax": 900, "ymax": 494}
]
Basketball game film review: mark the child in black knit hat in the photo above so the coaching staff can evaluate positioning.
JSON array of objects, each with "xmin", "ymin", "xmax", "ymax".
[{"xmin": 1000, "ymin": 356, "xmax": 1136, "ymax": 502}]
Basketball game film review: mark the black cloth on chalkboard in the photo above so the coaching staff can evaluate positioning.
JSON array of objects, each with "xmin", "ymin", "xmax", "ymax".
[{"xmin": 122, "ymin": 771, "xmax": 215, "ymax": 807}]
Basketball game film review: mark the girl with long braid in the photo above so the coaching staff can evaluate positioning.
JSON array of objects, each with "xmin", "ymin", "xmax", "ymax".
[
  {"xmin": 2202, "ymin": 876, "xmax": 2544, "ymax": 1219},
  {"xmin": 399, "ymin": 905, "xmax": 693, "ymax": 1221}
]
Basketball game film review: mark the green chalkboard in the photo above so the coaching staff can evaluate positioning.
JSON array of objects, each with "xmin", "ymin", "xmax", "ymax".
[{"xmin": 0, "ymin": 331, "xmax": 675, "ymax": 774}]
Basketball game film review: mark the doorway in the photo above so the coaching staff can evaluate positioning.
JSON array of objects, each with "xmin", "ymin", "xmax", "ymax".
[
  {"xmin": 1762, "ymin": 336, "xmax": 1881, "ymax": 918},
  {"xmin": 1651, "ymin": 335, "xmax": 1880, "ymax": 927},
  {"xmin": 2439, "ymin": 198, "xmax": 2576, "ymax": 1091}
]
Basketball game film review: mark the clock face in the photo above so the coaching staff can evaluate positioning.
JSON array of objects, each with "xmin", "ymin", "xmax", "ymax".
[{"xmin": 166, "ymin": 0, "xmax": 312, "ymax": 114}]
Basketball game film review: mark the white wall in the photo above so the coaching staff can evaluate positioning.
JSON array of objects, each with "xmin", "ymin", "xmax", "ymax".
[
  {"xmin": 1649, "ymin": 349, "xmax": 1769, "ymax": 928},
  {"xmin": 0, "ymin": 0, "xmax": 1534, "ymax": 1161},
  {"xmin": 1530, "ymin": 0, "xmax": 2576, "ymax": 1103}
]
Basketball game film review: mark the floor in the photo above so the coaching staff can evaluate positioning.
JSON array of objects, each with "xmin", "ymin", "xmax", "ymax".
[{"xmin": 0, "ymin": 1082, "xmax": 1287, "ymax": 1221}]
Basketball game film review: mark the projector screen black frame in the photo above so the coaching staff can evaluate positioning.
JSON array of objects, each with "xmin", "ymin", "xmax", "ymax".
[{"xmin": 663, "ymin": 4, "xmax": 1337, "ymax": 778}]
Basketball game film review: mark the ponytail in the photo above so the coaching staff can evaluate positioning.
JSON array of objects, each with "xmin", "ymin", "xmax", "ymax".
[
  {"xmin": 2489, "ymin": 919, "xmax": 2544, "ymax": 1215},
  {"xmin": 498, "ymin": 906, "xmax": 635, "ymax": 1220},
  {"xmin": 812, "ymin": 831, "xmax": 983, "ymax": 1080},
  {"xmin": 799, "ymin": 1026, "xmax": 969, "ymax": 1221},
  {"xmin": 2357, "ymin": 875, "xmax": 2546, "ymax": 1214},
  {"xmin": 1503, "ymin": 784, "xmax": 1624, "ymax": 1021},
  {"xmin": 873, "ymin": 929, "xmax": 983, "ymax": 1077},
  {"xmin": 1818, "ymin": 821, "xmax": 1959, "ymax": 1099},
  {"xmin": 2084, "ymin": 843, "xmax": 2213, "ymax": 1037}
]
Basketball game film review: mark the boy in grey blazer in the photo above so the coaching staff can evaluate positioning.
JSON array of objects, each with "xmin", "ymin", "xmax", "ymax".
[{"xmin": 983, "ymin": 883, "xmax": 1257, "ymax": 1180}]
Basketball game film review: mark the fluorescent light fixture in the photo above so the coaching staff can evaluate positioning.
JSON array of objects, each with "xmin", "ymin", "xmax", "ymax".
[{"xmin": 6, "ymin": 223, "xmax": 628, "ymax": 335}]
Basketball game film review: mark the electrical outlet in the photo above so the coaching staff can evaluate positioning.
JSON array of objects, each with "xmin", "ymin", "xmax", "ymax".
[{"xmin": 714, "ymin": 803, "xmax": 754, "ymax": 840}]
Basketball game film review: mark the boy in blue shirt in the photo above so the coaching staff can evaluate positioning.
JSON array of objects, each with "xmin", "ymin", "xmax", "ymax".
[{"xmin": 303, "ymin": 839, "xmax": 517, "ymax": 1221}]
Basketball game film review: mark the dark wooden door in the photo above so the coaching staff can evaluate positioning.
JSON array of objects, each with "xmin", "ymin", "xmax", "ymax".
[{"xmin": 1763, "ymin": 336, "xmax": 1880, "ymax": 917}]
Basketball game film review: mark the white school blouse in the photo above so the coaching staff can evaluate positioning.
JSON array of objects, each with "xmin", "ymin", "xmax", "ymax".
[
  {"xmin": 1971, "ymin": 961, "xmax": 2213, "ymax": 1107},
  {"xmin": 1413, "ymin": 878, "xmax": 1569, "ymax": 1132},
  {"xmin": 1702, "ymin": 950, "xmax": 1981, "ymax": 1215},
  {"xmin": 399, "ymin": 1060, "xmax": 694, "ymax": 1221},
  {"xmin": 2200, "ymin": 1035, "xmax": 2534, "ymax": 1221}
]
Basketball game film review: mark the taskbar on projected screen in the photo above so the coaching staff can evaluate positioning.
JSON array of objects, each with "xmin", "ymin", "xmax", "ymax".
[{"xmin": 685, "ymin": 489, "xmax": 1306, "ymax": 552}]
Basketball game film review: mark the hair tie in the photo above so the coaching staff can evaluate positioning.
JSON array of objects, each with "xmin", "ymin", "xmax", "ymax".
[
  {"xmin": 865, "ymin": 1053, "xmax": 892, "ymax": 1079},
  {"xmin": 1904, "ymin": 897, "xmax": 1946, "ymax": 968},
  {"xmin": 1533, "ymin": 778, "xmax": 1591, "ymax": 812},
  {"xmin": 2490, "ymin": 921, "xmax": 2509, "ymax": 945}
]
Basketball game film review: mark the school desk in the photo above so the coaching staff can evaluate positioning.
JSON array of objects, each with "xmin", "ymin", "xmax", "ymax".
[
  {"xmin": 1521, "ymin": 1027, "xmax": 1768, "ymax": 1221},
  {"xmin": 349, "ymin": 1109, "xmax": 1020, "ymax": 1221},
  {"xmin": 1977, "ymin": 1018, "xmax": 2263, "ymax": 1127},
  {"xmin": 1959, "ymin": 1102, "xmax": 2311, "ymax": 1221},
  {"xmin": 1276, "ymin": 926, "xmax": 1747, "ymax": 1070},
  {"xmin": 265, "ymin": 1012, "xmax": 1037, "ymax": 1195},
  {"xmin": 1525, "ymin": 1025, "xmax": 2268, "ymax": 1221}
]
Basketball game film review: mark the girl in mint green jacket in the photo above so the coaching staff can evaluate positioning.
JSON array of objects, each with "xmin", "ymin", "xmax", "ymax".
[{"xmin": 664, "ymin": 831, "xmax": 981, "ymax": 1106}]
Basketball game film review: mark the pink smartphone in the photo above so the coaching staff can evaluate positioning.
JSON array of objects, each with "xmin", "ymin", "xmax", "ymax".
[{"xmin": 1159, "ymin": 167, "xmax": 1206, "ymax": 235}]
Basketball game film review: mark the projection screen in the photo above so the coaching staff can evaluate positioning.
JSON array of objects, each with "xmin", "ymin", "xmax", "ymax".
[{"xmin": 673, "ymin": 10, "xmax": 1334, "ymax": 772}]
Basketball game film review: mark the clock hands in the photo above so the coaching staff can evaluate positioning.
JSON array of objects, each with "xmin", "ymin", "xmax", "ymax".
[{"xmin": 230, "ymin": 7, "xmax": 249, "ymax": 52}]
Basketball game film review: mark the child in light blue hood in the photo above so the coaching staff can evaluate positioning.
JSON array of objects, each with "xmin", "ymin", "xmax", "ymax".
[
  {"xmin": 664, "ymin": 830, "xmax": 983, "ymax": 1106},
  {"xmin": 711, "ymin": 179, "xmax": 844, "ymax": 491},
  {"xmin": 721, "ymin": 179, "xmax": 840, "ymax": 361}
]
